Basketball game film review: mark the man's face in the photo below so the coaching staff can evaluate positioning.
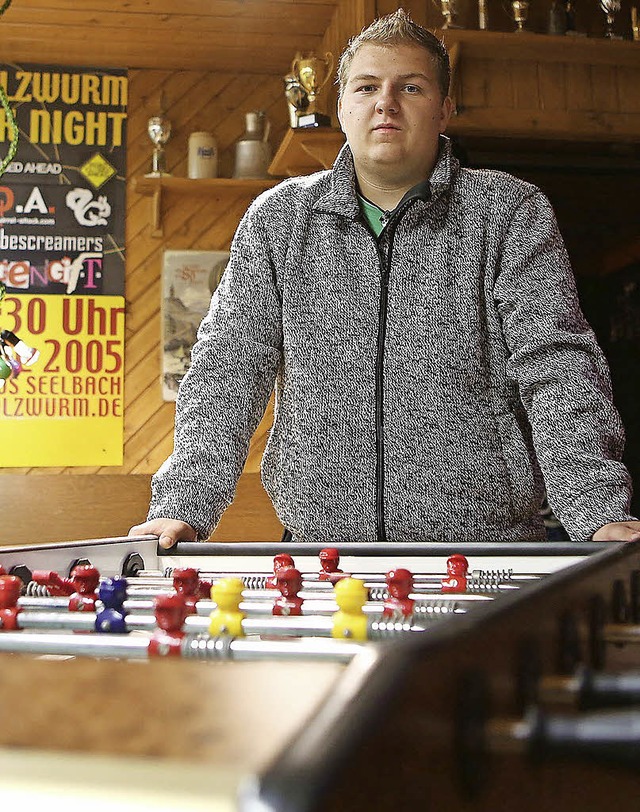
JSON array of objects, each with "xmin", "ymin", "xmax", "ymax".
[{"xmin": 338, "ymin": 43, "xmax": 452, "ymax": 185}]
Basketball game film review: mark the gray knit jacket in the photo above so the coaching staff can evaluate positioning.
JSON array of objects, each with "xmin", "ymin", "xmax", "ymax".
[{"xmin": 149, "ymin": 135, "xmax": 635, "ymax": 543}]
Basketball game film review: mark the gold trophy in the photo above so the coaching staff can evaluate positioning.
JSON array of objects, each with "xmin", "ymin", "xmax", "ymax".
[
  {"xmin": 145, "ymin": 114, "xmax": 172, "ymax": 177},
  {"xmin": 511, "ymin": 0, "xmax": 530, "ymax": 31},
  {"xmin": 290, "ymin": 51, "xmax": 334, "ymax": 128}
]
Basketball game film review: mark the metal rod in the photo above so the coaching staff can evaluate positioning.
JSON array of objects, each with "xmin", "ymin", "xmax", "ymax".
[
  {"xmin": 0, "ymin": 632, "xmax": 149, "ymax": 658},
  {"xmin": 16, "ymin": 610, "xmax": 430, "ymax": 638},
  {"xmin": 161, "ymin": 540, "xmax": 611, "ymax": 557},
  {"xmin": 17, "ymin": 593, "xmax": 481, "ymax": 617},
  {"xmin": 181, "ymin": 634, "xmax": 364, "ymax": 663},
  {"xmin": 135, "ymin": 570, "xmax": 542, "ymax": 585},
  {"xmin": 0, "ymin": 630, "xmax": 365, "ymax": 663}
]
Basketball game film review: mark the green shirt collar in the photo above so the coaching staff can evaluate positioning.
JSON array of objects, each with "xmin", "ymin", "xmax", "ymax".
[{"xmin": 358, "ymin": 194, "xmax": 387, "ymax": 237}]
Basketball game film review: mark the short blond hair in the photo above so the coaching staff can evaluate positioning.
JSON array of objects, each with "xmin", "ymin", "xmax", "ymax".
[{"xmin": 337, "ymin": 8, "xmax": 450, "ymax": 100}]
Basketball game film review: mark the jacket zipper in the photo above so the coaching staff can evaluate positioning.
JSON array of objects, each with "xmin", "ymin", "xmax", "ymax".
[
  {"xmin": 375, "ymin": 213, "xmax": 402, "ymax": 545},
  {"xmin": 360, "ymin": 186, "xmax": 431, "ymax": 542},
  {"xmin": 376, "ymin": 242, "xmax": 391, "ymax": 544}
]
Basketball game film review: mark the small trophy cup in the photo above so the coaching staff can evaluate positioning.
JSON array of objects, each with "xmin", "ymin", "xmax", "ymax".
[
  {"xmin": 565, "ymin": 0, "xmax": 577, "ymax": 32},
  {"xmin": 511, "ymin": 0, "xmax": 530, "ymax": 31},
  {"xmin": 145, "ymin": 115, "xmax": 172, "ymax": 177},
  {"xmin": 440, "ymin": 0, "xmax": 462, "ymax": 29},
  {"xmin": 478, "ymin": 0, "xmax": 489, "ymax": 30},
  {"xmin": 283, "ymin": 73, "xmax": 309, "ymax": 128},
  {"xmin": 290, "ymin": 51, "xmax": 334, "ymax": 128},
  {"xmin": 600, "ymin": 0, "xmax": 621, "ymax": 37}
]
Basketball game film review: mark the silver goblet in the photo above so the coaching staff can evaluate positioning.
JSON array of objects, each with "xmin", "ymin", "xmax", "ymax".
[
  {"xmin": 145, "ymin": 115, "xmax": 172, "ymax": 177},
  {"xmin": 600, "ymin": 0, "xmax": 621, "ymax": 37}
]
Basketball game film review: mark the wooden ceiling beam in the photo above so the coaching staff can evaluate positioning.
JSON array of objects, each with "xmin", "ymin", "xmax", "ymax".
[
  {"xmin": 3, "ymin": 8, "xmax": 333, "ymax": 34},
  {"xmin": 4, "ymin": 0, "xmax": 338, "ymax": 16}
]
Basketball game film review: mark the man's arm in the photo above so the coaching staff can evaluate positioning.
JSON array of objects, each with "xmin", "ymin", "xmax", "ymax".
[
  {"xmin": 494, "ymin": 190, "xmax": 637, "ymax": 542},
  {"xmin": 141, "ymin": 199, "xmax": 283, "ymax": 542}
]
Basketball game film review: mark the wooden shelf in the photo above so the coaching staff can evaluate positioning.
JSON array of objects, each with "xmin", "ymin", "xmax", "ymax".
[
  {"xmin": 134, "ymin": 130, "xmax": 347, "ymax": 236},
  {"xmin": 441, "ymin": 29, "xmax": 640, "ymax": 143},
  {"xmin": 133, "ymin": 176, "xmax": 279, "ymax": 237},
  {"xmin": 134, "ymin": 176, "xmax": 279, "ymax": 196},
  {"xmin": 269, "ymin": 127, "xmax": 345, "ymax": 177}
]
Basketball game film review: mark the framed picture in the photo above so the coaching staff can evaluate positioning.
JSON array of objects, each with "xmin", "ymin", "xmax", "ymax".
[{"xmin": 161, "ymin": 249, "xmax": 229, "ymax": 401}]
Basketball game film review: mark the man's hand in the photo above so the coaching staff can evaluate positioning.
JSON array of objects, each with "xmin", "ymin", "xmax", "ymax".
[
  {"xmin": 592, "ymin": 521, "xmax": 640, "ymax": 542},
  {"xmin": 128, "ymin": 519, "xmax": 197, "ymax": 550}
]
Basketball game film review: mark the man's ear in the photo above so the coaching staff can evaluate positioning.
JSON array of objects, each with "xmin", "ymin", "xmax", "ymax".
[
  {"xmin": 440, "ymin": 95, "xmax": 453, "ymax": 133},
  {"xmin": 337, "ymin": 97, "xmax": 345, "ymax": 132}
]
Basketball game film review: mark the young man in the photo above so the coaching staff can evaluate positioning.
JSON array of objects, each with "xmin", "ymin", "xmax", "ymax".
[{"xmin": 131, "ymin": 10, "xmax": 639, "ymax": 549}]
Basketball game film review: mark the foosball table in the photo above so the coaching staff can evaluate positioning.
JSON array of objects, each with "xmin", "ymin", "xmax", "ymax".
[{"xmin": 0, "ymin": 536, "xmax": 639, "ymax": 811}]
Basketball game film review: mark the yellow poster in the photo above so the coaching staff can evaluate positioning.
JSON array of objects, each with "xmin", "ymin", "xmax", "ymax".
[
  {"xmin": 0, "ymin": 293, "xmax": 124, "ymax": 466},
  {"xmin": 0, "ymin": 63, "xmax": 127, "ymax": 467}
]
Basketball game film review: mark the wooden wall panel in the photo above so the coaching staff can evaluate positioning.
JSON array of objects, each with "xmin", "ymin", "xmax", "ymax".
[
  {"xmin": 444, "ymin": 31, "xmax": 640, "ymax": 141},
  {"xmin": 2, "ymin": 0, "xmax": 340, "ymax": 74}
]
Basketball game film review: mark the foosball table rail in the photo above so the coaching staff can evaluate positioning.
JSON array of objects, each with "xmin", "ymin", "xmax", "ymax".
[{"xmin": 245, "ymin": 540, "xmax": 640, "ymax": 811}]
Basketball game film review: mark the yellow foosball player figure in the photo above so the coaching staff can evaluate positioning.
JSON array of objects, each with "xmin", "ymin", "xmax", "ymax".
[
  {"xmin": 209, "ymin": 577, "xmax": 245, "ymax": 637},
  {"xmin": 332, "ymin": 578, "xmax": 368, "ymax": 642}
]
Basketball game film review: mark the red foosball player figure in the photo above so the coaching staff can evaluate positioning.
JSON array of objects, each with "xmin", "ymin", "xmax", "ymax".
[
  {"xmin": 68, "ymin": 565, "xmax": 100, "ymax": 612},
  {"xmin": 172, "ymin": 567, "xmax": 206, "ymax": 614},
  {"xmin": 31, "ymin": 569, "xmax": 76, "ymax": 596},
  {"xmin": 148, "ymin": 593, "xmax": 189, "ymax": 658},
  {"xmin": 441, "ymin": 554, "xmax": 469, "ymax": 594},
  {"xmin": 266, "ymin": 553, "xmax": 295, "ymax": 589},
  {"xmin": 383, "ymin": 568, "xmax": 415, "ymax": 619},
  {"xmin": 0, "ymin": 575, "xmax": 22, "ymax": 630},
  {"xmin": 273, "ymin": 567, "xmax": 304, "ymax": 616},
  {"xmin": 318, "ymin": 548, "xmax": 347, "ymax": 583}
]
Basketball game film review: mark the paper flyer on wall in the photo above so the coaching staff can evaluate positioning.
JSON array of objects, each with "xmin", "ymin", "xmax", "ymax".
[{"xmin": 0, "ymin": 64, "xmax": 127, "ymax": 466}]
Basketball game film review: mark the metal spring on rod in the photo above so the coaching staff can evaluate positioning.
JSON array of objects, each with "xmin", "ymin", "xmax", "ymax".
[
  {"xmin": 367, "ymin": 586, "xmax": 389, "ymax": 602},
  {"xmin": 475, "ymin": 568, "xmax": 513, "ymax": 581},
  {"xmin": 25, "ymin": 581, "xmax": 51, "ymax": 597},
  {"xmin": 467, "ymin": 579, "xmax": 502, "ymax": 592},
  {"xmin": 412, "ymin": 600, "xmax": 460, "ymax": 617},
  {"xmin": 367, "ymin": 618, "xmax": 425, "ymax": 639},
  {"xmin": 181, "ymin": 634, "xmax": 234, "ymax": 661},
  {"xmin": 241, "ymin": 574, "xmax": 269, "ymax": 590}
]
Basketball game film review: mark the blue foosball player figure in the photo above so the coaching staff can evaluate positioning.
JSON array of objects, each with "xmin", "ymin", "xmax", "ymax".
[{"xmin": 95, "ymin": 577, "xmax": 129, "ymax": 634}]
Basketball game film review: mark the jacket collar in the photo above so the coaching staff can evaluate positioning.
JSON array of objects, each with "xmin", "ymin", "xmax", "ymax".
[{"xmin": 313, "ymin": 134, "xmax": 458, "ymax": 218}]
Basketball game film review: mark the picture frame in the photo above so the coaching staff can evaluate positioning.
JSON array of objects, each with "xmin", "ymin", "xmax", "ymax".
[{"xmin": 161, "ymin": 249, "xmax": 229, "ymax": 401}]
